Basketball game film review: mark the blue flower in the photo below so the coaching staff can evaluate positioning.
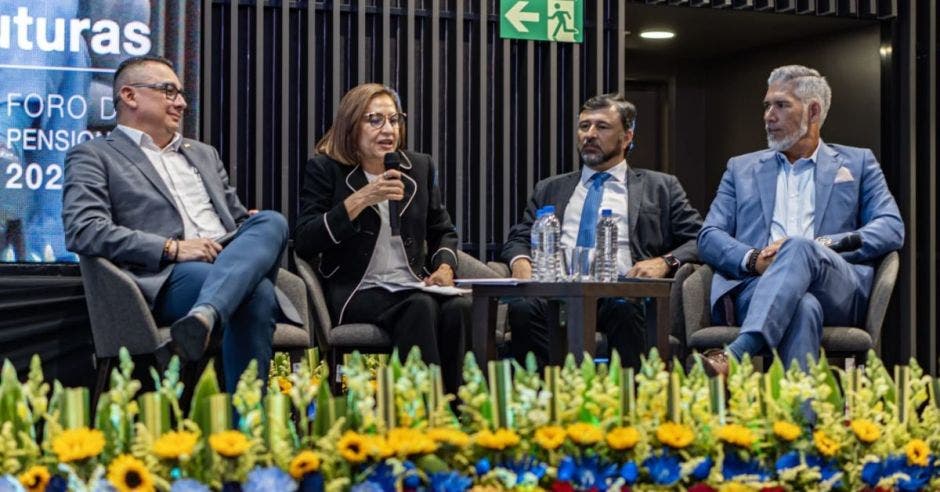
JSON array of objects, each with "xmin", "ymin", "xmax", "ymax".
[
  {"xmin": 804, "ymin": 455, "xmax": 841, "ymax": 484},
  {"xmin": 475, "ymin": 458, "xmax": 491, "ymax": 475},
  {"xmin": 503, "ymin": 456, "xmax": 548, "ymax": 484},
  {"xmin": 861, "ymin": 461, "xmax": 883, "ymax": 486},
  {"xmin": 299, "ymin": 474, "xmax": 325, "ymax": 492},
  {"xmin": 171, "ymin": 479, "xmax": 211, "ymax": 492},
  {"xmin": 45, "ymin": 476, "xmax": 68, "ymax": 492},
  {"xmin": 557, "ymin": 456, "xmax": 576, "ymax": 482},
  {"xmin": 0, "ymin": 475, "xmax": 24, "ymax": 492},
  {"xmin": 619, "ymin": 461, "xmax": 639, "ymax": 484},
  {"xmin": 363, "ymin": 463, "xmax": 396, "ymax": 492},
  {"xmin": 643, "ymin": 453, "xmax": 681, "ymax": 486},
  {"xmin": 691, "ymin": 456, "xmax": 713, "ymax": 481},
  {"xmin": 429, "ymin": 472, "xmax": 472, "ymax": 492},
  {"xmin": 553, "ymin": 455, "xmax": 618, "ymax": 488},
  {"xmin": 244, "ymin": 467, "xmax": 297, "ymax": 492},
  {"xmin": 306, "ymin": 402, "xmax": 317, "ymax": 420},
  {"xmin": 775, "ymin": 451, "xmax": 801, "ymax": 472},
  {"xmin": 350, "ymin": 482, "xmax": 385, "ymax": 492},
  {"xmin": 898, "ymin": 463, "xmax": 932, "ymax": 491},
  {"xmin": 722, "ymin": 452, "xmax": 768, "ymax": 482}
]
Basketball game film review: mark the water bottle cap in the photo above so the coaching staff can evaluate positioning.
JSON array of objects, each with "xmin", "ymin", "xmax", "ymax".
[
  {"xmin": 544, "ymin": 205, "xmax": 556, "ymax": 214},
  {"xmin": 535, "ymin": 207, "xmax": 546, "ymax": 218},
  {"xmin": 601, "ymin": 209, "xmax": 613, "ymax": 217}
]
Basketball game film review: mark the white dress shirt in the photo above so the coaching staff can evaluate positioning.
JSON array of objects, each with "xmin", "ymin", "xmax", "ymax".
[
  {"xmin": 358, "ymin": 170, "xmax": 422, "ymax": 291},
  {"xmin": 561, "ymin": 160, "xmax": 634, "ymax": 274},
  {"xmin": 117, "ymin": 125, "xmax": 227, "ymax": 240}
]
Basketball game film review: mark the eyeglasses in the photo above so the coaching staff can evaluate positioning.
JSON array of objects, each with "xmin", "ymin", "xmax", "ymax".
[
  {"xmin": 128, "ymin": 82, "xmax": 186, "ymax": 101},
  {"xmin": 363, "ymin": 112, "xmax": 406, "ymax": 129}
]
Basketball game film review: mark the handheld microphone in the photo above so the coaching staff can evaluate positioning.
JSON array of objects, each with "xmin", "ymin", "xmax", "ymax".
[
  {"xmin": 818, "ymin": 232, "xmax": 862, "ymax": 253},
  {"xmin": 384, "ymin": 152, "xmax": 401, "ymax": 236}
]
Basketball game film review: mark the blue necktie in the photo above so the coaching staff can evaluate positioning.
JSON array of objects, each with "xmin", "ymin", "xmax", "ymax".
[{"xmin": 576, "ymin": 171, "xmax": 612, "ymax": 247}]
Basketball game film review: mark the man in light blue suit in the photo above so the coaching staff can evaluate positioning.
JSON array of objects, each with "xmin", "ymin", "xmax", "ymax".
[{"xmin": 697, "ymin": 65, "xmax": 904, "ymax": 374}]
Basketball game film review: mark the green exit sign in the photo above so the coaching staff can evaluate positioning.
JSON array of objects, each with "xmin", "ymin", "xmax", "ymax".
[{"xmin": 499, "ymin": 0, "xmax": 583, "ymax": 43}]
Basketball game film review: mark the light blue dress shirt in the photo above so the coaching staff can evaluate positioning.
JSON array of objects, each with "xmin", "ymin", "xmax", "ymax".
[{"xmin": 741, "ymin": 141, "xmax": 821, "ymax": 269}]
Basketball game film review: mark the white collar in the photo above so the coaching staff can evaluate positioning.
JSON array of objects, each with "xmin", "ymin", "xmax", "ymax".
[
  {"xmin": 580, "ymin": 159, "xmax": 627, "ymax": 185},
  {"xmin": 117, "ymin": 124, "xmax": 183, "ymax": 152}
]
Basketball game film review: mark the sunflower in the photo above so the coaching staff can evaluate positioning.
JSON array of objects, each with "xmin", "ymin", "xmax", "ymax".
[
  {"xmin": 656, "ymin": 422, "xmax": 694, "ymax": 449},
  {"xmin": 208, "ymin": 430, "xmax": 251, "ymax": 458},
  {"xmin": 717, "ymin": 424, "xmax": 756, "ymax": 449},
  {"xmin": 606, "ymin": 426, "xmax": 640, "ymax": 451},
  {"xmin": 474, "ymin": 429, "xmax": 520, "ymax": 450},
  {"xmin": 718, "ymin": 483, "xmax": 755, "ymax": 492},
  {"xmin": 905, "ymin": 439, "xmax": 930, "ymax": 467},
  {"xmin": 18, "ymin": 465, "xmax": 50, "ymax": 492},
  {"xmin": 387, "ymin": 428, "xmax": 438, "ymax": 456},
  {"xmin": 813, "ymin": 430, "xmax": 841, "ymax": 457},
  {"xmin": 152, "ymin": 430, "xmax": 198, "ymax": 459},
  {"xmin": 107, "ymin": 454, "xmax": 155, "ymax": 492},
  {"xmin": 566, "ymin": 423, "xmax": 603, "ymax": 446},
  {"xmin": 337, "ymin": 431, "xmax": 369, "ymax": 463},
  {"xmin": 772, "ymin": 421, "xmax": 801, "ymax": 442},
  {"xmin": 288, "ymin": 450, "xmax": 320, "ymax": 479},
  {"xmin": 365, "ymin": 434, "xmax": 395, "ymax": 459},
  {"xmin": 533, "ymin": 426, "xmax": 566, "ymax": 450},
  {"xmin": 427, "ymin": 427, "xmax": 471, "ymax": 448},
  {"xmin": 849, "ymin": 419, "xmax": 880, "ymax": 444},
  {"xmin": 52, "ymin": 427, "xmax": 106, "ymax": 463}
]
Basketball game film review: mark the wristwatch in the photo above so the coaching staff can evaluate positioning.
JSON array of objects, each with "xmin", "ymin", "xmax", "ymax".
[
  {"xmin": 662, "ymin": 254, "xmax": 680, "ymax": 274},
  {"xmin": 815, "ymin": 236, "xmax": 833, "ymax": 248}
]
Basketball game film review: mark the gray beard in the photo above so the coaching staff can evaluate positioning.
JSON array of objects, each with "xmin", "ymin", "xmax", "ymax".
[
  {"xmin": 580, "ymin": 147, "xmax": 621, "ymax": 168},
  {"xmin": 767, "ymin": 113, "xmax": 809, "ymax": 152}
]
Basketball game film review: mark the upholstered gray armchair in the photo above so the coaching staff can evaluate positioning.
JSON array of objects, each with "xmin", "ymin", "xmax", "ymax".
[
  {"xmin": 293, "ymin": 249, "xmax": 505, "ymax": 393},
  {"xmin": 79, "ymin": 255, "xmax": 312, "ymax": 398},
  {"xmin": 680, "ymin": 251, "xmax": 899, "ymax": 364}
]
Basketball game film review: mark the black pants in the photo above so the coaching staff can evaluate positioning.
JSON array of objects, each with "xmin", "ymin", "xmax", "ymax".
[
  {"xmin": 344, "ymin": 288, "xmax": 470, "ymax": 392},
  {"xmin": 507, "ymin": 297, "xmax": 646, "ymax": 370}
]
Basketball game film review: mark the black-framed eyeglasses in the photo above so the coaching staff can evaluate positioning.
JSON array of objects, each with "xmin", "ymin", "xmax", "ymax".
[
  {"xmin": 363, "ymin": 112, "xmax": 406, "ymax": 129},
  {"xmin": 128, "ymin": 82, "xmax": 186, "ymax": 101}
]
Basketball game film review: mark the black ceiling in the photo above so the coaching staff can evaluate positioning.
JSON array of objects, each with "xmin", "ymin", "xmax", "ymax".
[{"xmin": 624, "ymin": 3, "xmax": 880, "ymax": 60}]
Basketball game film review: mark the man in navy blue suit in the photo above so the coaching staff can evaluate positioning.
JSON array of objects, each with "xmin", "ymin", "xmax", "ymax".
[{"xmin": 697, "ymin": 65, "xmax": 904, "ymax": 374}]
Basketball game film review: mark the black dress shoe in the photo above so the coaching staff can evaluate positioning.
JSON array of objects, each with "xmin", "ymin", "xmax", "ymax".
[
  {"xmin": 700, "ymin": 348, "xmax": 730, "ymax": 378},
  {"xmin": 170, "ymin": 314, "xmax": 211, "ymax": 361}
]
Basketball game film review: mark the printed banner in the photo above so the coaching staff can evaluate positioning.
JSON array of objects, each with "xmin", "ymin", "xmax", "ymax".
[{"xmin": 0, "ymin": 0, "xmax": 155, "ymax": 263}]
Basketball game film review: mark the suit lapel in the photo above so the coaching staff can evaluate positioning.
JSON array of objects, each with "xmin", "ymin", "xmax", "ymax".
[
  {"xmin": 344, "ymin": 164, "xmax": 379, "ymax": 215},
  {"xmin": 106, "ymin": 130, "xmax": 178, "ymax": 210},
  {"xmin": 556, "ymin": 172, "xmax": 581, "ymax": 219},
  {"xmin": 626, "ymin": 167, "xmax": 642, "ymax": 235},
  {"xmin": 813, "ymin": 144, "xmax": 839, "ymax": 236},
  {"xmin": 178, "ymin": 141, "xmax": 235, "ymax": 230},
  {"xmin": 756, "ymin": 152, "xmax": 778, "ymax": 231}
]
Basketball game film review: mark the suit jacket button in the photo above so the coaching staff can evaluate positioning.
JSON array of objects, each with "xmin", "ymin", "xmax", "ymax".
[{"xmin": 404, "ymin": 238, "xmax": 414, "ymax": 247}]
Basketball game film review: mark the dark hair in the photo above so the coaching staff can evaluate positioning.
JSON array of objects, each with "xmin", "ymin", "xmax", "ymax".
[
  {"xmin": 316, "ymin": 83, "xmax": 407, "ymax": 166},
  {"xmin": 112, "ymin": 55, "xmax": 176, "ymax": 112},
  {"xmin": 580, "ymin": 92, "xmax": 636, "ymax": 131}
]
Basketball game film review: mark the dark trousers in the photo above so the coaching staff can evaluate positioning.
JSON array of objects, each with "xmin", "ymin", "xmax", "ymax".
[
  {"xmin": 153, "ymin": 211, "xmax": 288, "ymax": 392},
  {"xmin": 343, "ymin": 288, "xmax": 470, "ymax": 393},
  {"xmin": 508, "ymin": 296, "xmax": 647, "ymax": 370}
]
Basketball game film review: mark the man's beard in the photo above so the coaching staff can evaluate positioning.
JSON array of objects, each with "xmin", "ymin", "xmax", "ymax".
[
  {"xmin": 579, "ymin": 144, "xmax": 622, "ymax": 168},
  {"xmin": 766, "ymin": 111, "xmax": 809, "ymax": 152}
]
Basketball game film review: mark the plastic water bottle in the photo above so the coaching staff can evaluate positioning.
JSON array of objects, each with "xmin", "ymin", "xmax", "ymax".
[
  {"xmin": 530, "ymin": 207, "xmax": 546, "ymax": 281},
  {"xmin": 595, "ymin": 209, "xmax": 618, "ymax": 282},
  {"xmin": 541, "ymin": 205, "xmax": 562, "ymax": 282}
]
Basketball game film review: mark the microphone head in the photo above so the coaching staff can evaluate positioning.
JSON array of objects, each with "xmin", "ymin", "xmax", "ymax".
[{"xmin": 383, "ymin": 151, "xmax": 401, "ymax": 171}]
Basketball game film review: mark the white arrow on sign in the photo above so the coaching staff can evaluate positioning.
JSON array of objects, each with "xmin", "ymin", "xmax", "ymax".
[{"xmin": 505, "ymin": 0, "xmax": 540, "ymax": 33}]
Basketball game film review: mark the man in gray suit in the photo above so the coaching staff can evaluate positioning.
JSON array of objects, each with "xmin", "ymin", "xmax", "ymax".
[
  {"xmin": 63, "ymin": 55, "xmax": 296, "ymax": 391},
  {"xmin": 501, "ymin": 93, "xmax": 702, "ymax": 369}
]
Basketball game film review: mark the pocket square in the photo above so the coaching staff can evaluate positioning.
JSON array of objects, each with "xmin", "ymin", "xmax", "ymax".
[{"xmin": 834, "ymin": 166, "xmax": 854, "ymax": 183}]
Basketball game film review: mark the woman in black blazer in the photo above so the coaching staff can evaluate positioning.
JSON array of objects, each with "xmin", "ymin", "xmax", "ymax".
[{"xmin": 294, "ymin": 84, "xmax": 469, "ymax": 392}]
